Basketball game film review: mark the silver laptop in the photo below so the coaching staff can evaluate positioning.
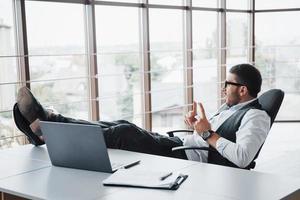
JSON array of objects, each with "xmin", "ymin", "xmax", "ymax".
[{"xmin": 40, "ymin": 121, "xmax": 140, "ymax": 173}]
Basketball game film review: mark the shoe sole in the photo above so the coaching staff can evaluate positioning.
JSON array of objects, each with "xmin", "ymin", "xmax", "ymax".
[{"xmin": 13, "ymin": 103, "xmax": 45, "ymax": 146}]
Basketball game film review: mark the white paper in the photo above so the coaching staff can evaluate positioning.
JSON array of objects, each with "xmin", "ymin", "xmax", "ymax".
[{"xmin": 103, "ymin": 169, "xmax": 181, "ymax": 189}]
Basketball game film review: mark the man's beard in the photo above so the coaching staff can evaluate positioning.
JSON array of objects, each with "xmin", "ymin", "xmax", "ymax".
[{"xmin": 226, "ymin": 94, "xmax": 241, "ymax": 107}]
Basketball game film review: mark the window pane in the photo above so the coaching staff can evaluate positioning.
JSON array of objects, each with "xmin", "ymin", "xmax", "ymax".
[
  {"xmin": 53, "ymin": 102, "xmax": 89, "ymax": 120},
  {"xmin": 96, "ymin": 6, "xmax": 140, "ymax": 53},
  {"xmin": 0, "ymin": 57, "xmax": 18, "ymax": 83},
  {"xmin": 226, "ymin": 13, "xmax": 249, "ymax": 67},
  {"xmin": 95, "ymin": 0, "xmax": 139, "ymax": 3},
  {"xmin": 26, "ymin": 1, "xmax": 85, "ymax": 54},
  {"xmin": 148, "ymin": 0, "xmax": 183, "ymax": 5},
  {"xmin": 0, "ymin": 0, "xmax": 18, "ymax": 106},
  {"xmin": 227, "ymin": 0, "xmax": 249, "ymax": 10},
  {"xmin": 0, "ymin": 0, "xmax": 16, "ymax": 56},
  {"xmin": 0, "ymin": 111, "xmax": 26, "ymax": 149},
  {"xmin": 256, "ymin": 12, "xmax": 300, "ymax": 120},
  {"xmin": 97, "ymin": 53, "xmax": 142, "ymax": 125},
  {"xmin": 149, "ymin": 9, "xmax": 185, "ymax": 132},
  {"xmin": 193, "ymin": 11, "xmax": 218, "ymax": 115},
  {"xmin": 0, "ymin": 83, "xmax": 17, "ymax": 112},
  {"xmin": 193, "ymin": 0, "xmax": 218, "ymax": 8},
  {"xmin": 30, "ymin": 78, "xmax": 89, "ymax": 120},
  {"xmin": 95, "ymin": 6, "xmax": 142, "ymax": 126},
  {"xmin": 29, "ymin": 55, "xmax": 89, "ymax": 120},
  {"xmin": 0, "ymin": 84, "xmax": 24, "ymax": 149},
  {"xmin": 256, "ymin": 13, "xmax": 300, "ymax": 46},
  {"xmin": 29, "ymin": 55, "xmax": 87, "ymax": 81},
  {"xmin": 149, "ymin": 9, "xmax": 183, "ymax": 51},
  {"xmin": 28, "ymin": 55, "xmax": 89, "ymax": 117},
  {"xmin": 26, "ymin": 1, "xmax": 90, "ymax": 120},
  {"xmin": 256, "ymin": 0, "xmax": 300, "ymax": 9},
  {"xmin": 0, "ymin": 0, "xmax": 20, "ymax": 149}
]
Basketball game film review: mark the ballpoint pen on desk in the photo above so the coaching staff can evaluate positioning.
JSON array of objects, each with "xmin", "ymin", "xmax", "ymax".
[
  {"xmin": 123, "ymin": 160, "xmax": 141, "ymax": 169},
  {"xmin": 160, "ymin": 172, "xmax": 173, "ymax": 181}
]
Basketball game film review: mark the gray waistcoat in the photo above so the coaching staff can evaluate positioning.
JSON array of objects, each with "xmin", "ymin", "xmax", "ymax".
[{"xmin": 208, "ymin": 99, "xmax": 262, "ymax": 169}]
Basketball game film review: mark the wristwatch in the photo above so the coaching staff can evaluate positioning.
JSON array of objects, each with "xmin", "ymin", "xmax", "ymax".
[{"xmin": 200, "ymin": 130, "xmax": 214, "ymax": 141}]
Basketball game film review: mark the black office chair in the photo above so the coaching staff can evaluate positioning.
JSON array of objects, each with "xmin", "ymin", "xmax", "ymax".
[{"xmin": 167, "ymin": 89, "xmax": 285, "ymax": 170}]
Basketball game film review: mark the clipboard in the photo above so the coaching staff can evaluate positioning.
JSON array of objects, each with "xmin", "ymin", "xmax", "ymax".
[{"xmin": 102, "ymin": 169, "xmax": 188, "ymax": 190}]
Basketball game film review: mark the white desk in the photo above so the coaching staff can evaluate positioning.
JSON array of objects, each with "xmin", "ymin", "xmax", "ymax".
[
  {"xmin": 99, "ymin": 162, "xmax": 300, "ymax": 200},
  {"xmin": 0, "ymin": 145, "xmax": 196, "ymax": 200},
  {"xmin": 0, "ymin": 145, "xmax": 299, "ymax": 200},
  {"xmin": 0, "ymin": 145, "xmax": 50, "ymax": 162},
  {"xmin": 0, "ymin": 145, "xmax": 50, "ymax": 181}
]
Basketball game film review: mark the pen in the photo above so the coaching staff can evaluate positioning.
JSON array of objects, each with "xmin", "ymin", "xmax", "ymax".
[
  {"xmin": 123, "ymin": 160, "xmax": 141, "ymax": 169},
  {"xmin": 160, "ymin": 172, "xmax": 173, "ymax": 181}
]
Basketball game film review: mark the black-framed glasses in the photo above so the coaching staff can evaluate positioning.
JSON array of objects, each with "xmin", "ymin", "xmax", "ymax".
[{"xmin": 224, "ymin": 81, "xmax": 244, "ymax": 88}]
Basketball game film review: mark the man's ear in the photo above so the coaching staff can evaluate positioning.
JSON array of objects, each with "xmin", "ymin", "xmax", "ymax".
[{"xmin": 239, "ymin": 86, "xmax": 248, "ymax": 97}]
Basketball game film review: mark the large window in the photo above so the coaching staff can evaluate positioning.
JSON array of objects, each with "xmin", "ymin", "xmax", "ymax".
[
  {"xmin": 1, "ymin": 0, "xmax": 300, "ymax": 149},
  {"xmin": 25, "ymin": 1, "xmax": 89, "ymax": 120}
]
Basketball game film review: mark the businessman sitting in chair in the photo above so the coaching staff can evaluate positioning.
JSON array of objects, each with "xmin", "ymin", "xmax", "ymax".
[{"xmin": 14, "ymin": 63, "xmax": 273, "ymax": 169}]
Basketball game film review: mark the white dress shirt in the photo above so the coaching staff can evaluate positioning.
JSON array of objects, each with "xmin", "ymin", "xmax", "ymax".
[{"xmin": 183, "ymin": 98, "xmax": 271, "ymax": 168}]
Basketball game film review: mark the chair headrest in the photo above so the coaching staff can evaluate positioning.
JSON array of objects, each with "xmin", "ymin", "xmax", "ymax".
[{"xmin": 258, "ymin": 89, "xmax": 284, "ymax": 124}]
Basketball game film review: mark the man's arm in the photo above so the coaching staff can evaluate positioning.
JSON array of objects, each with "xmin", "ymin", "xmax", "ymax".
[
  {"xmin": 193, "ymin": 103, "xmax": 270, "ymax": 168},
  {"xmin": 214, "ymin": 109, "xmax": 270, "ymax": 168}
]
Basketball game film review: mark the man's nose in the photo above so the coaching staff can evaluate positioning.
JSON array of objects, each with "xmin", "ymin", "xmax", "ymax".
[{"xmin": 222, "ymin": 87, "xmax": 227, "ymax": 95}]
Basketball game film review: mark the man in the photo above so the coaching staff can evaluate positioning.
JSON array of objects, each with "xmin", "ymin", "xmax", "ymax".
[
  {"xmin": 14, "ymin": 63, "xmax": 270, "ymax": 169},
  {"xmin": 184, "ymin": 64, "xmax": 270, "ymax": 169}
]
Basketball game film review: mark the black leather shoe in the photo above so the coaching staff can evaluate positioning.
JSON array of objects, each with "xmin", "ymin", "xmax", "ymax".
[
  {"xmin": 13, "ymin": 103, "xmax": 45, "ymax": 146},
  {"xmin": 17, "ymin": 87, "xmax": 48, "ymax": 123}
]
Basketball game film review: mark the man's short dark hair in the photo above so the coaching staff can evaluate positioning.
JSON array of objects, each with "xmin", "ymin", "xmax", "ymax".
[{"xmin": 229, "ymin": 63, "xmax": 262, "ymax": 97}]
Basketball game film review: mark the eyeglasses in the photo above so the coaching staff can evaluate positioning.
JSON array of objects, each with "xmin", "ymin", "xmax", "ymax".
[{"xmin": 224, "ymin": 81, "xmax": 244, "ymax": 88}]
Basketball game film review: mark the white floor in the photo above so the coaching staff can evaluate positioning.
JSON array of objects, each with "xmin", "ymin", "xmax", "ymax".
[{"xmin": 254, "ymin": 123, "xmax": 300, "ymax": 178}]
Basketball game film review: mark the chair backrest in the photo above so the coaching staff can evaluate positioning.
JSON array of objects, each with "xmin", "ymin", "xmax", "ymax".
[
  {"xmin": 246, "ymin": 89, "xmax": 284, "ymax": 169},
  {"xmin": 258, "ymin": 89, "xmax": 285, "ymax": 126}
]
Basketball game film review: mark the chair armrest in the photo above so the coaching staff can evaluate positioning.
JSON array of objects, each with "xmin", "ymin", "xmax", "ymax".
[
  {"xmin": 172, "ymin": 146, "xmax": 217, "ymax": 152},
  {"xmin": 166, "ymin": 130, "xmax": 193, "ymax": 137}
]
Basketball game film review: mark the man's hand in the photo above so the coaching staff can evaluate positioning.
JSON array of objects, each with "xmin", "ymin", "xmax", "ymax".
[
  {"xmin": 184, "ymin": 101, "xmax": 197, "ymax": 128},
  {"xmin": 194, "ymin": 103, "xmax": 211, "ymax": 134}
]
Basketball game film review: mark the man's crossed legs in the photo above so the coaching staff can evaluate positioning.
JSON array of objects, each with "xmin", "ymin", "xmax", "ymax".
[{"xmin": 14, "ymin": 87, "xmax": 187, "ymax": 159}]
